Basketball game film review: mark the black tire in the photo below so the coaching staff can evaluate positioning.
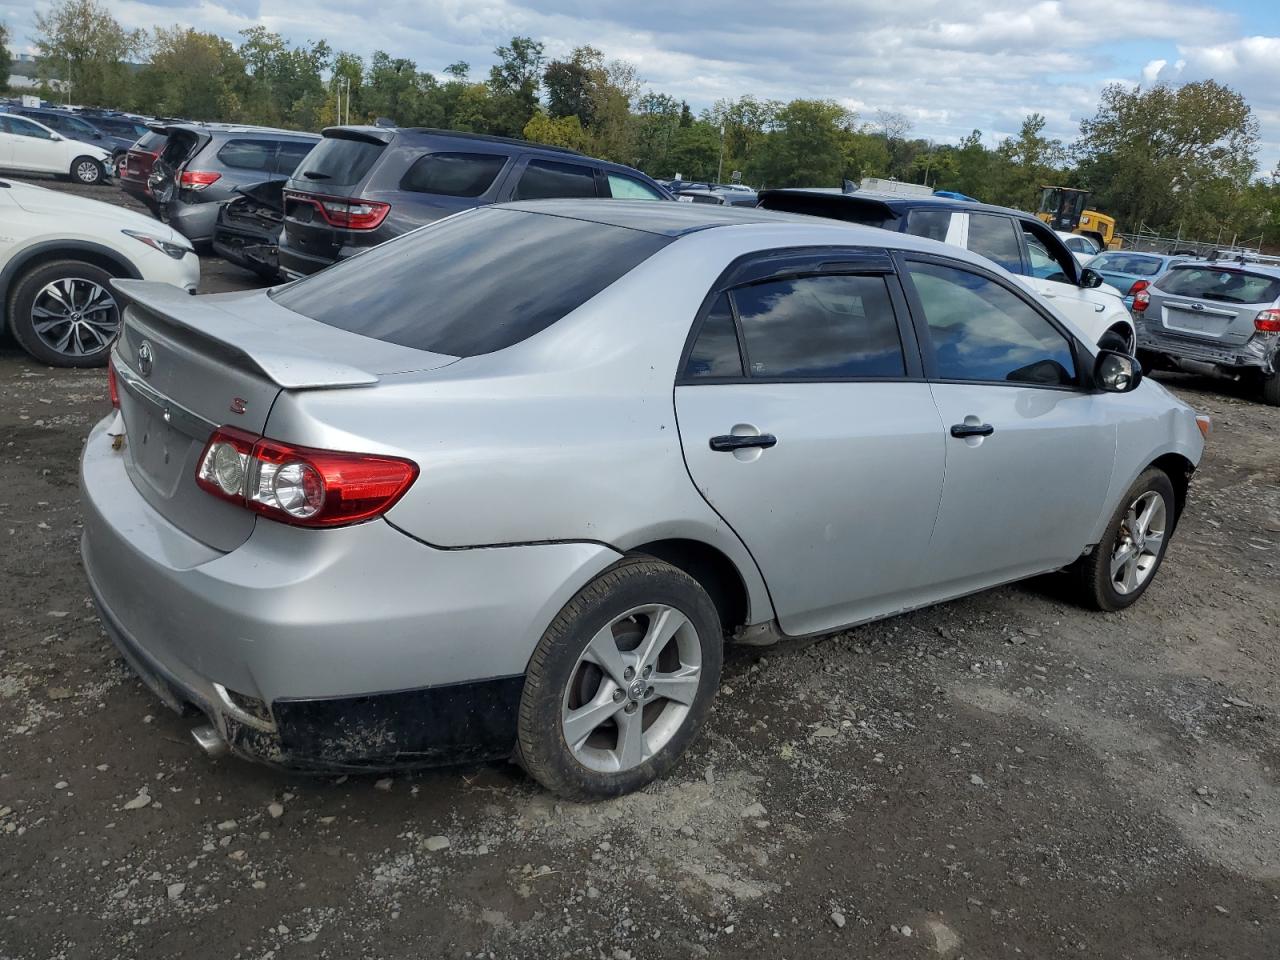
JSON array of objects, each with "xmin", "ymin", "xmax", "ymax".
[
  {"xmin": 1261, "ymin": 373, "xmax": 1280, "ymax": 407},
  {"xmin": 7, "ymin": 259, "xmax": 121, "ymax": 367},
  {"xmin": 70, "ymin": 156, "xmax": 104, "ymax": 185},
  {"xmin": 1071, "ymin": 468, "xmax": 1176, "ymax": 612},
  {"xmin": 517, "ymin": 557, "xmax": 724, "ymax": 799},
  {"xmin": 1098, "ymin": 326, "xmax": 1132, "ymax": 353}
]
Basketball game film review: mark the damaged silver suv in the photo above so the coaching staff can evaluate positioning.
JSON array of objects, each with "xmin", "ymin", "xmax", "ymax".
[{"xmin": 1135, "ymin": 260, "xmax": 1280, "ymax": 406}]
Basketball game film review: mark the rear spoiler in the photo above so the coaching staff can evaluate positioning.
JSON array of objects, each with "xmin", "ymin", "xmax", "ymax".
[
  {"xmin": 320, "ymin": 125, "xmax": 397, "ymax": 145},
  {"xmin": 757, "ymin": 189, "xmax": 901, "ymax": 224},
  {"xmin": 111, "ymin": 280, "xmax": 379, "ymax": 389}
]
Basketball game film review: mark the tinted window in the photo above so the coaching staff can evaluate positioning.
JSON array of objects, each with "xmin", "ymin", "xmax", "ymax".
[
  {"xmin": 903, "ymin": 209, "xmax": 953, "ymax": 242},
  {"xmin": 967, "ymin": 214, "xmax": 1022, "ymax": 272},
  {"xmin": 400, "ymin": 152, "xmax": 507, "ymax": 197},
  {"xmin": 907, "ymin": 262, "xmax": 1076, "ymax": 386},
  {"xmin": 2, "ymin": 116, "xmax": 53, "ymax": 139},
  {"xmin": 217, "ymin": 139, "xmax": 276, "ymax": 171},
  {"xmin": 1091, "ymin": 253, "xmax": 1163, "ymax": 277},
  {"xmin": 293, "ymin": 136, "xmax": 385, "ymax": 187},
  {"xmin": 733, "ymin": 274, "xmax": 905, "ymax": 379},
  {"xmin": 1154, "ymin": 267, "xmax": 1280, "ymax": 304},
  {"xmin": 273, "ymin": 141, "xmax": 315, "ymax": 175},
  {"xmin": 607, "ymin": 173, "xmax": 664, "ymax": 200},
  {"xmin": 272, "ymin": 208, "xmax": 669, "ymax": 357},
  {"xmin": 684, "ymin": 294, "xmax": 743, "ymax": 378},
  {"xmin": 134, "ymin": 131, "xmax": 167, "ymax": 152},
  {"xmin": 514, "ymin": 159, "xmax": 598, "ymax": 200}
]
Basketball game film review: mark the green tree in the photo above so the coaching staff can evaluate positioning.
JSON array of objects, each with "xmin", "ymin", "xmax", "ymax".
[
  {"xmin": 363, "ymin": 50, "xmax": 422, "ymax": 125},
  {"xmin": 750, "ymin": 99, "xmax": 855, "ymax": 188},
  {"xmin": 633, "ymin": 92, "xmax": 683, "ymax": 176},
  {"xmin": 236, "ymin": 27, "xmax": 330, "ymax": 127},
  {"xmin": 1076, "ymin": 80, "xmax": 1259, "ymax": 235},
  {"xmin": 523, "ymin": 109, "xmax": 587, "ymax": 150},
  {"xmin": 0, "ymin": 22, "xmax": 11, "ymax": 90},
  {"xmin": 992, "ymin": 113, "xmax": 1066, "ymax": 210},
  {"xmin": 487, "ymin": 36, "xmax": 543, "ymax": 137},
  {"xmin": 941, "ymin": 130, "xmax": 993, "ymax": 201},
  {"xmin": 667, "ymin": 121, "xmax": 721, "ymax": 181},
  {"xmin": 136, "ymin": 27, "xmax": 244, "ymax": 121},
  {"xmin": 34, "ymin": 0, "xmax": 144, "ymax": 106},
  {"xmin": 704, "ymin": 95, "xmax": 779, "ymax": 180}
]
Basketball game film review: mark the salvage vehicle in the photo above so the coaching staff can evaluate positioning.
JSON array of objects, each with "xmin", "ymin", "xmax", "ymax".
[
  {"xmin": 1088, "ymin": 250, "xmax": 1197, "ymax": 310},
  {"xmin": 0, "ymin": 112, "xmax": 114, "ymax": 185},
  {"xmin": 758, "ymin": 189, "xmax": 1136, "ymax": 352},
  {"xmin": 82, "ymin": 201, "xmax": 1207, "ymax": 798},
  {"xmin": 1134, "ymin": 259, "xmax": 1280, "ymax": 405},
  {"xmin": 0, "ymin": 177, "xmax": 198, "ymax": 366},
  {"xmin": 117, "ymin": 128, "xmax": 169, "ymax": 216},
  {"xmin": 1056, "ymin": 229, "xmax": 1100, "ymax": 266},
  {"xmin": 211, "ymin": 180, "xmax": 285, "ymax": 280}
]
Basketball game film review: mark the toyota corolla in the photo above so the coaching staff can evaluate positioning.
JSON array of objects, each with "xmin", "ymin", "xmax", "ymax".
[{"xmin": 81, "ymin": 201, "xmax": 1208, "ymax": 798}]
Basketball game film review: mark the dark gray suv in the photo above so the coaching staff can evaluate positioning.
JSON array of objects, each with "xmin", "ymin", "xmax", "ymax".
[
  {"xmin": 147, "ymin": 123, "xmax": 319, "ymax": 245},
  {"xmin": 277, "ymin": 127, "xmax": 673, "ymax": 277}
]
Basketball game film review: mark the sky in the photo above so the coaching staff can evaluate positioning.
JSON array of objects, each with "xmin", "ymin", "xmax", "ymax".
[{"xmin": 4, "ymin": 0, "xmax": 1280, "ymax": 172}]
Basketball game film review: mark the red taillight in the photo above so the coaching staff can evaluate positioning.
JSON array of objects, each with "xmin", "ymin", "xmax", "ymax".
[
  {"xmin": 179, "ymin": 170, "xmax": 221, "ymax": 191},
  {"xmin": 1127, "ymin": 279, "xmax": 1149, "ymax": 298},
  {"xmin": 1255, "ymin": 309, "xmax": 1280, "ymax": 333},
  {"xmin": 286, "ymin": 190, "xmax": 391, "ymax": 230},
  {"xmin": 107, "ymin": 357, "xmax": 120, "ymax": 408},
  {"xmin": 1133, "ymin": 287, "xmax": 1151, "ymax": 313},
  {"xmin": 195, "ymin": 427, "xmax": 418, "ymax": 528},
  {"xmin": 117, "ymin": 156, "xmax": 129, "ymax": 175}
]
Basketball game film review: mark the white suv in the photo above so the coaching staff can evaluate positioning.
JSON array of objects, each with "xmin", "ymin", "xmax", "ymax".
[
  {"xmin": 0, "ymin": 112, "xmax": 114, "ymax": 185},
  {"xmin": 1, "ymin": 177, "xmax": 199, "ymax": 366}
]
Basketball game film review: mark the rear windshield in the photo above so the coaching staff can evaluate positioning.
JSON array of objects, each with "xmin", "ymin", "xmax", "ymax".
[
  {"xmin": 293, "ymin": 136, "xmax": 385, "ymax": 187},
  {"xmin": 134, "ymin": 131, "xmax": 166, "ymax": 151},
  {"xmin": 1091, "ymin": 253, "xmax": 1164, "ymax": 277},
  {"xmin": 1155, "ymin": 266, "xmax": 1280, "ymax": 304},
  {"xmin": 271, "ymin": 208, "xmax": 670, "ymax": 357}
]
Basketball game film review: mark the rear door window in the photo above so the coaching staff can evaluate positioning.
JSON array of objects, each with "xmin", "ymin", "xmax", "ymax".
[
  {"xmin": 292, "ymin": 136, "xmax": 385, "ymax": 187},
  {"xmin": 514, "ymin": 159, "xmax": 599, "ymax": 200},
  {"xmin": 684, "ymin": 294, "xmax": 744, "ymax": 379},
  {"xmin": 271, "ymin": 207, "xmax": 669, "ymax": 357},
  {"xmin": 1155, "ymin": 267, "xmax": 1280, "ymax": 304},
  {"xmin": 273, "ymin": 141, "xmax": 316, "ymax": 175},
  {"xmin": 217, "ymin": 139, "xmax": 276, "ymax": 171},
  {"xmin": 967, "ymin": 213, "xmax": 1023, "ymax": 273},
  {"xmin": 732, "ymin": 274, "xmax": 906, "ymax": 379},
  {"xmin": 2, "ymin": 116, "xmax": 53, "ymax": 139},
  {"xmin": 606, "ymin": 173, "xmax": 665, "ymax": 200},
  {"xmin": 400, "ymin": 152, "xmax": 508, "ymax": 197}
]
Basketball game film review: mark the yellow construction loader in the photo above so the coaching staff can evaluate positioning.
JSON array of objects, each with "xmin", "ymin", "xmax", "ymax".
[{"xmin": 1037, "ymin": 186, "xmax": 1120, "ymax": 249}]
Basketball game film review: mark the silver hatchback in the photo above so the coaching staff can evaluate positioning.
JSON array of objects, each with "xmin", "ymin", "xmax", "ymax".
[{"xmin": 82, "ymin": 201, "xmax": 1207, "ymax": 798}]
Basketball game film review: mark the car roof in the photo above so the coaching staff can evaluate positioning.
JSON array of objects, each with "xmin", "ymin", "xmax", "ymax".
[
  {"xmin": 497, "ymin": 198, "xmax": 880, "ymax": 237},
  {"xmin": 154, "ymin": 121, "xmax": 319, "ymax": 139},
  {"xmin": 759, "ymin": 188, "xmax": 1031, "ymax": 221}
]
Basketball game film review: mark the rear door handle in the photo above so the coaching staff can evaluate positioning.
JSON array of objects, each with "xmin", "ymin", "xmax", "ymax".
[
  {"xmin": 950, "ymin": 423, "xmax": 994, "ymax": 438},
  {"xmin": 709, "ymin": 433, "xmax": 777, "ymax": 452}
]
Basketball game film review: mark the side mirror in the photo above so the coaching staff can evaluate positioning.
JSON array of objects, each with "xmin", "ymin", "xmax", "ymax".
[
  {"xmin": 1079, "ymin": 267, "xmax": 1104, "ymax": 289},
  {"xmin": 1095, "ymin": 350, "xmax": 1143, "ymax": 393},
  {"xmin": 50, "ymin": 133, "xmax": 64, "ymax": 141}
]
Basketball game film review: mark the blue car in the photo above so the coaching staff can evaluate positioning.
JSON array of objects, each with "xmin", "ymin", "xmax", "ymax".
[{"xmin": 1088, "ymin": 251, "xmax": 1198, "ymax": 310}]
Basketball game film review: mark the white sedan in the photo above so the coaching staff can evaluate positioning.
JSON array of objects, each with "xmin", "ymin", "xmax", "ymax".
[
  {"xmin": 0, "ymin": 112, "xmax": 114, "ymax": 185},
  {"xmin": 0, "ymin": 177, "xmax": 199, "ymax": 366},
  {"xmin": 1056, "ymin": 230, "xmax": 1102, "ymax": 266}
]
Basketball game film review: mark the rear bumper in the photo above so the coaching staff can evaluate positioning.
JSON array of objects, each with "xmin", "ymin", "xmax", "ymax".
[
  {"xmin": 79, "ymin": 415, "xmax": 619, "ymax": 769},
  {"xmin": 1136, "ymin": 322, "xmax": 1278, "ymax": 376},
  {"xmin": 277, "ymin": 241, "xmax": 341, "ymax": 279},
  {"xmin": 211, "ymin": 223, "xmax": 279, "ymax": 277}
]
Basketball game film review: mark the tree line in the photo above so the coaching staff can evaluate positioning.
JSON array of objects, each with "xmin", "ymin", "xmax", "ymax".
[{"xmin": 6, "ymin": 0, "xmax": 1280, "ymax": 247}]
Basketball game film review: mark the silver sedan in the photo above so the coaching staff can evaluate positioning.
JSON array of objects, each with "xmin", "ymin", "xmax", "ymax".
[{"xmin": 81, "ymin": 201, "xmax": 1208, "ymax": 798}]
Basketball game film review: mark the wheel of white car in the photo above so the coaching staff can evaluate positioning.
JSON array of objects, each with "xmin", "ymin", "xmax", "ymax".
[
  {"xmin": 6, "ymin": 259, "xmax": 121, "ymax": 367},
  {"xmin": 1098, "ymin": 325, "xmax": 1133, "ymax": 354},
  {"xmin": 517, "ymin": 557, "xmax": 723, "ymax": 799},
  {"xmin": 1072, "ymin": 468, "xmax": 1176, "ymax": 611},
  {"xmin": 70, "ymin": 156, "xmax": 104, "ymax": 185}
]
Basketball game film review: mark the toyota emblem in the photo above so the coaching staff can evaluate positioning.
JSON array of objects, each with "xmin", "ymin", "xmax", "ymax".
[{"xmin": 137, "ymin": 340, "xmax": 155, "ymax": 377}]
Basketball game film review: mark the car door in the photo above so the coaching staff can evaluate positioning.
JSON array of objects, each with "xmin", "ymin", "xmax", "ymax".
[
  {"xmin": 4, "ymin": 116, "xmax": 62, "ymax": 172},
  {"xmin": 674, "ymin": 251, "xmax": 947, "ymax": 637},
  {"xmin": 1016, "ymin": 219, "xmax": 1114, "ymax": 337},
  {"xmin": 898, "ymin": 255, "xmax": 1116, "ymax": 591}
]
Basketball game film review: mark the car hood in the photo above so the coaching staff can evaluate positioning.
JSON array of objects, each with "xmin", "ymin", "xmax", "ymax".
[{"xmin": 5, "ymin": 179, "xmax": 187, "ymax": 243}]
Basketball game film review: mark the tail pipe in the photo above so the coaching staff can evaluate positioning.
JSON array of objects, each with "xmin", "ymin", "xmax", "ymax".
[{"xmin": 191, "ymin": 723, "xmax": 229, "ymax": 759}]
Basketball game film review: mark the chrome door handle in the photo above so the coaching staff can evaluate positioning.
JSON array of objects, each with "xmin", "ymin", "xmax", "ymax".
[{"xmin": 709, "ymin": 433, "xmax": 777, "ymax": 452}]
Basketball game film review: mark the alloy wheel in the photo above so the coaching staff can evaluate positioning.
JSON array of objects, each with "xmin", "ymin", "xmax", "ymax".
[
  {"xmin": 1110, "ymin": 490, "xmax": 1167, "ymax": 595},
  {"xmin": 561, "ymin": 603, "xmax": 702, "ymax": 773},
  {"xmin": 30, "ymin": 278, "xmax": 120, "ymax": 359},
  {"xmin": 76, "ymin": 160, "xmax": 101, "ymax": 184}
]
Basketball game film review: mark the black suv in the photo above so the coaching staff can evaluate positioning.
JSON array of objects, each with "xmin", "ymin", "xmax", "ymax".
[{"xmin": 278, "ymin": 127, "xmax": 673, "ymax": 277}]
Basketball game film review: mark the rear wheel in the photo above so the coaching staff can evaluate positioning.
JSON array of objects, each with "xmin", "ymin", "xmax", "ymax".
[
  {"xmin": 1261, "ymin": 372, "xmax": 1280, "ymax": 407},
  {"xmin": 7, "ymin": 259, "xmax": 121, "ymax": 367},
  {"xmin": 1071, "ymin": 468, "xmax": 1175, "ymax": 611},
  {"xmin": 70, "ymin": 156, "xmax": 104, "ymax": 185},
  {"xmin": 517, "ymin": 558, "xmax": 723, "ymax": 799}
]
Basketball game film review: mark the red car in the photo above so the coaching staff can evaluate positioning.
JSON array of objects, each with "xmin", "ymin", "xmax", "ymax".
[{"xmin": 117, "ymin": 129, "xmax": 167, "ymax": 216}]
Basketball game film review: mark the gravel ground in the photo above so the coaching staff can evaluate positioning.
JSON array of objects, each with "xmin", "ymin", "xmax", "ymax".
[{"xmin": 1, "ymin": 176, "xmax": 1279, "ymax": 959}]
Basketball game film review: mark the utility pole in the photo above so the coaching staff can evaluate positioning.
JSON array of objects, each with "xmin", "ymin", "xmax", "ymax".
[{"xmin": 717, "ymin": 123, "xmax": 725, "ymax": 184}]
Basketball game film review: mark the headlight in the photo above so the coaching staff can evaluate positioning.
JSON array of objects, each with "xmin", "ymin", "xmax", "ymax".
[{"xmin": 121, "ymin": 229, "xmax": 192, "ymax": 260}]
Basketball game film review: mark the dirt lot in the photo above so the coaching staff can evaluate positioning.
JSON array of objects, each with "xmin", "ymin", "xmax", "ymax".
[{"xmin": 1, "ymin": 177, "xmax": 1278, "ymax": 960}]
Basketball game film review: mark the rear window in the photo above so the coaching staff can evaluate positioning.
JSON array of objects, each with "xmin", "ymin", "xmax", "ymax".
[
  {"xmin": 217, "ymin": 139, "xmax": 277, "ymax": 171},
  {"xmin": 400, "ymin": 152, "xmax": 507, "ymax": 197},
  {"xmin": 274, "ymin": 140, "xmax": 315, "ymax": 175},
  {"xmin": 293, "ymin": 136, "xmax": 385, "ymax": 188},
  {"xmin": 1155, "ymin": 267, "xmax": 1280, "ymax": 304},
  {"xmin": 134, "ymin": 131, "xmax": 167, "ymax": 152},
  {"xmin": 271, "ymin": 208, "xmax": 670, "ymax": 357},
  {"xmin": 1091, "ymin": 253, "xmax": 1163, "ymax": 277},
  {"xmin": 903, "ymin": 209, "xmax": 953, "ymax": 242},
  {"xmin": 514, "ymin": 159, "xmax": 599, "ymax": 200}
]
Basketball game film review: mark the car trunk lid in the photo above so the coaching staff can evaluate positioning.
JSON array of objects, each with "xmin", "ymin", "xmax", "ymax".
[
  {"xmin": 1150, "ymin": 266, "xmax": 1280, "ymax": 346},
  {"xmin": 110, "ymin": 280, "xmax": 456, "ymax": 552}
]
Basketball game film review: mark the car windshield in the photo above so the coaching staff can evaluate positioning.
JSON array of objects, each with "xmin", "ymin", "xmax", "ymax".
[
  {"xmin": 1092, "ymin": 253, "xmax": 1164, "ymax": 277},
  {"xmin": 272, "ymin": 208, "xmax": 671, "ymax": 357},
  {"xmin": 1155, "ymin": 266, "xmax": 1280, "ymax": 304}
]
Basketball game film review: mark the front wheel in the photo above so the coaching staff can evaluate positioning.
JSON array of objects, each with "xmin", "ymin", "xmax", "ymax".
[
  {"xmin": 70, "ymin": 156, "xmax": 104, "ymax": 185},
  {"xmin": 6, "ymin": 259, "xmax": 121, "ymax": 366},
  {"xmin": 1071, "ymin": 468, "xmax": 1176, "ymax": 611},
  {"xmin": 517, "ymin": 558, "xmax": 724, "ymax": 799}
]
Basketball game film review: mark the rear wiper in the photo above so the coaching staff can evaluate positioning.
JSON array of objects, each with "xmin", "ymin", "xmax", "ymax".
[{"xmin": 302, "ymin": 171, "xmax": 331, "ymax": 180}]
